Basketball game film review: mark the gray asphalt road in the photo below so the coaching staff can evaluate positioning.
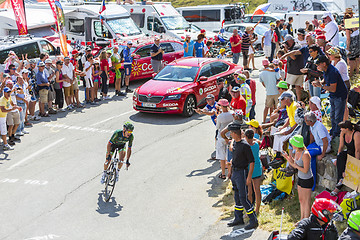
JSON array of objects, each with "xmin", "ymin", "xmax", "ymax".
[{"xmin": 0, "ymin": 57, "xmax": 270, "ymax": 240}]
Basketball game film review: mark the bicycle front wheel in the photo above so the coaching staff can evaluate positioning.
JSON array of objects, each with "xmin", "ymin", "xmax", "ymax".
[{"xmin": 104, "ymin": 165, "xmax": 117, "ymax": 202}]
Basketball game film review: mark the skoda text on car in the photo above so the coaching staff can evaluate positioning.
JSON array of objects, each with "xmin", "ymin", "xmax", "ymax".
[
  {"xmin": 133, "ymin": 57, "xmax": 242, "ymax": 117},
  {"xmin": 109, "ymin": 38, "xmax": 183, "ymax": 84}
]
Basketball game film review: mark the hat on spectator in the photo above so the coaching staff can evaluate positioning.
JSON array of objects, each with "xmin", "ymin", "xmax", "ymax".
[
  {"xmin": 29, "ymin": 59, "xmax": 36, "ymax": 64},
  {"xmin": 290, "ymin": 135, "xmax": 305, "ymax": 148},
  {"xmin": 262, "ymin": 59, "xmax": 269, "ymax": 66},
  {"xmin": 297, "ymin": 28, "xmax": 306, "ymax": 35},
  {"xmin": 232, "ymin": 109, "xmax": 244, "ymax": 117},
  {"xmin": 38, "ymin": 62, "xmax": 45, "ymax": 67},
  {"xmin": 205, "ymin": 94, "xmax": 215, "ymax": 99},
  {"xmin": 228, "ymin": 123, "xmax": 242, "ymax": 131},
  {"xmin": 9, "ymin": 50, "xmax": 15, "ymax": 55},
  {"xmin": 45, "ymin": 59, "xmax": 52, "ymax": 64},
  {"xmin": 5, "ymin": 80, "xmax": 13, "ymax": 85},
  {"xmin": 345, "ymin": 8, "xmax": 354, "ymax": 15},
  {"xmin": 326, "ymin": 47, "xmax": 341, "ymax": 58},
  {"xmin": 127, "ymin": 41, "xmax": 133, "ymax": 45},
  {"xmin": 315, "ymin": 55, "xmax": 330, "ymax": 65},
  {"xmin": 154, "ymin": 36, "xmax": 160, "ymax": 41},
  {"xmin": 245, "ymin": 26, "xmax": 253, "ymax": 32},
  {"xmin": 3, "ymin": 87, "xmax": 11, "ymax": 93},
  {"xmin": 218, "ymin": 99, "xmax": 229, "ymax": 106},
  {"xmin": 217, "ymin": 77, "xmax": 225, "ymax": 83},
  {"xmin": 56, "ymin": 60, "xmax": 63, "ymax": 65},
  {"xmin": 21, "ymin": 69, "xmax": 29, "ymax": 74},
  {"xmin": 200, "ymin": 29, "xmax": 206, "ymax": 33},
  {"xmin": 234, "ymin": 69, "xmax": 242, "ymax": 75},
  {"xmin": 64, "ymin": 56, "xmax": 70, "ymax": 60},
  {"xmin": 321, "ymin": 12, "xmax": 332, "ymax": 19},
  {"xmin": 231, "ymin": 86, "xmax": 240, "ymax": 92},
  {"xmin": 246, "ymin": 119, "xmax": 259, "ymax": 128},
  {"xmin": 277, "ymin": 80, "xmax": 288, "ymax": 89},
  {"xmin": 106, "ymin": 49, "xmax": 112, "ymax": 54},
  {"xmin": 280, "ymin": 91, "xmax": 293, "ymax": 100},
  {"xmin": 71, "ymin": 49, "xmax": 79, "ymax": 55},
  {"xmin": 237, "ymin": 74, "xmax": 246, "ymax": 82},
  {"xmin": 310, "ymin": 96, "xmax": 321, "ymax": 110},
  {"xmin": 220, "ymin": 48, "xmax": 226, "ymax": 53},
  {"xmin": 315, "ymin": 29, "xmax": 323, "ymax": 35},
  {"xmin": 269, "ymin": 22, "xmax": 275, "ymax": 27},
  {"xmin": 284, "ymin": 34, "xmax": 294, "ymax": 42},
  {"xmin": 316, "ymin": 35, "xmax": 326, "ymax": 40},
  {"xmin": 272, "ymin": 59, "xmax": 280, "ymax": 65}
]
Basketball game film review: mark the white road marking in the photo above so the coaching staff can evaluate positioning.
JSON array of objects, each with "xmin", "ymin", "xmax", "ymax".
[
  {"xmin": 7, "ymin": 138, "xmax": 65, "ymax": 171},
  {"xmin": 24, "ymin": 234, "xmax": 60, "ymax": 240},
  {"xmin": 43, "ymin": 123, "xmax": 113, "ymax": 134},
  {"xmin": 0, "ymin": 178, "xmax": 48, "ymax": 185},
  {"xmin": 90, "ymin": 110, "xmax": 135, "ymax": 126}
]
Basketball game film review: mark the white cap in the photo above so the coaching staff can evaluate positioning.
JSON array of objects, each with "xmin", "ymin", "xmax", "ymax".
[
  {"xmin": 310, "ymin": 96, "xmax": 321, "ymax": 110},
  {"xmin": 322, "ymin": 12, "xmax": 332, "ymax": 19},
  {"xmin": 45, "ymin": 59, "xmax": 52, "ymax": 64},
  {"xmin": 284, "ymin": 34, "xmax": 294, "ymax": 42}
]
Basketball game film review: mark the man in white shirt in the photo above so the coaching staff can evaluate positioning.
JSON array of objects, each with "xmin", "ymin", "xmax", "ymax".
[
  {"xmin": 321, "ymin": 12, "xmax": 339, "ymax": 46},
  {"xmin": 295, "ymin": 28, "xmax": 307, "ymax": 48},
  {"xmin": 62, "ymin": 57, "xmax": 75, "ymax": 110}
]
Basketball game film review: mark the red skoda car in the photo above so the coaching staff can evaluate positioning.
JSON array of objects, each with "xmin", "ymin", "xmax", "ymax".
[{"xmin": 133, "ymin": 57, "xmax": 242, "ymax": 117}]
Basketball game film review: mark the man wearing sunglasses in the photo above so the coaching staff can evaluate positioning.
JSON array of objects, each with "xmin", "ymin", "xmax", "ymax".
[{"xmin": 101, "ymin": 122, "xmax": 134, "ymax": 184}]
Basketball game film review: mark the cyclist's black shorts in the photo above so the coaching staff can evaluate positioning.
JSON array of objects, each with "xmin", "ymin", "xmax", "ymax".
[{"xmin": 111, "ymin": 143, "xmax": 126, "ymax": 153}]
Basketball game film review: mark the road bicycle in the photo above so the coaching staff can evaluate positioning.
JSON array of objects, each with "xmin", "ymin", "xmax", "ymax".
[{"xmin": 103, "ymin": 148, "xmax": 127, "ymax": 202}]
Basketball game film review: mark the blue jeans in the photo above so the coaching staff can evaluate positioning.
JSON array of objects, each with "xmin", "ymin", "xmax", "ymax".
[
  {"xmin": 307, "ymin": 142, "xmax": 322, "ymax": 191},
  {"xmin": 269, "ymin": 42, "xmax": 276, "ymax": 62},
  {"xmin": 232, "ymin": 52, "xmax": 240, "ymax": 64},
  {"xmin": 329, "ymin": 97, "xmax": 346, "ymax": 137},
  {"xmin": 16, "ymin": 102, "xmax": 26, "ymax": 134},
  {"xmin": 231, "ymin": 168, "xmax": 257, "ymax": 224},
  {"xmin": 309, "ymin": 81, "xmax": 321, "ymax": 98}
]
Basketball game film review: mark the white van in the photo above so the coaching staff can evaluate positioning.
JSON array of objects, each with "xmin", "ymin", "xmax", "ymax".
[
  {"xmin": 122, "ymin": 2, "xmax": 202, "ymax": 41},
  {"xmin": 26, "ymin": 3, "xmax": 144, "ymax": 45},
  {"xmin": 177, "ymin": 4, "xmax": 245, "ymax": 32},
  {"xmin": 267, "ymin": 0, "xmax": 341, "ymax": 13},
  {"xmin": 285, "ymin": 11, "xmax": 330, "ymax": 33}
]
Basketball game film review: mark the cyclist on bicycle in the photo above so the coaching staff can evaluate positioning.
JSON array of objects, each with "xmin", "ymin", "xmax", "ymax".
[{"xmin": 101, "ymin": 122, "xmax": 134, "ymax": 184}]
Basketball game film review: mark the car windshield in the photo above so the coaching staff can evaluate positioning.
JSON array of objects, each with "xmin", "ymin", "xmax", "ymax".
[
  {"xmin": 254, "ymin": 25, "xmax": 268, "ymax": 36},
  {"xmin": 154, "ymin": 65, "xmax": 199, "ymax": 82},
  {"xmin": 161, "ymin": 16, "xmax": 190, "ymax": 30},
  {"xmin": 107, "ymin": 17, "xmax": 142, "ymax": 36},
  {"xmin": 322, "ymin": 2, "xmax": 342, "ymax": 12}
]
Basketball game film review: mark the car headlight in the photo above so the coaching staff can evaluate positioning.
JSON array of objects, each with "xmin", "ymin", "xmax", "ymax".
[
  {"xmin": 164, "ymin": 94, "xmax": 181, "ymax": 101},
  {"xmin": 133, "ymin": 89, "xmax": 139, "ymax": 98}
]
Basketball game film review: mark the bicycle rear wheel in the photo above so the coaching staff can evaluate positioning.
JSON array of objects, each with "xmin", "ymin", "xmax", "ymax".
[{"xmin": 104, "ymin": 164, "xmax": 117, "ymax": 202}]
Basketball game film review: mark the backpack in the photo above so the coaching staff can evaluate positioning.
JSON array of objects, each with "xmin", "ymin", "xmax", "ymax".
[{"xmin": 348, "ymin": 89, "xmax": 360, "ymax": 108}]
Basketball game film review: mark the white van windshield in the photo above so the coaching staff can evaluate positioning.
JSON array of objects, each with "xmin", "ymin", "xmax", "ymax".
[
  {"xmin": 107, "ymin": 17, "xmax": 142, "ymax": 36},
  {"xmin": 161, "ymin": 16, "xmax": 190, "ymax": 30}
]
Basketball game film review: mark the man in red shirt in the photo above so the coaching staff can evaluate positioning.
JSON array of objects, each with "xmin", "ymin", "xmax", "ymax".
[
  {"xmin": 230, "ymin": 29, "xmax": 242, "ymax": 64},
  {"xmin": 230, "ymin": 86, "xmax": 246, "ymax": 114}
]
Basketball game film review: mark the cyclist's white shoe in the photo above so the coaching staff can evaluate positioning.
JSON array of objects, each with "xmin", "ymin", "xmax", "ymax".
[{"xmin": 100, "ymin": 173, "xmax": 106, "ymax": 184}]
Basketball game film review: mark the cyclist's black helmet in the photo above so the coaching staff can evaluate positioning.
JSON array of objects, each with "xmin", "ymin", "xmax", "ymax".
[{"xmin": 123, "ymin": 122, "xmax": 134, "ymax": 131}]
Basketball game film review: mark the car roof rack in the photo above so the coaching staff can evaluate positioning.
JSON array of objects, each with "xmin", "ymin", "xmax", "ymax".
[{"xmin": 0, "ymin": 34, "xmax": 35, "ymax": 45}]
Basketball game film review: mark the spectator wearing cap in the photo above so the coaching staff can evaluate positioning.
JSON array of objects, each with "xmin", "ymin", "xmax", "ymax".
[
  {"xmin": 280, "ymin": 34, "xmax": 304, "ymax": 101},
  {"xmin": 62, "ymin": 57, "xmax": 75, "ymax": 110},
  {"xmin": 314, "ymin": 55, "xmax": 348, "ymax": 137},
  {"xmin": 227, "ymin": 123, "xmax": 258, "ymax": 230},
  {"xmin": 195, "ymin": 94, "xmax": 217, "ymax": 125},
  {"xmin": 266, "ymin": 81, "xmax": 289, "ymax": 125},
  {"xmin": 110, "ymin": 46, "xmax": 123, "ymax": 96},
  {"xmin": 259, "ymin": 59, "xmax": 280, "ymax": 123},
  {"xmin": 5, "ymin": 80, "xmax": 21, "ymax": 145},
  {"xmin": 36, "ymin": 62, "xmax": 50, "ymax": 117},
  {"xmin": 99, "ymin": 50, "xmax": 110, "ymax": 100},
  {"xmin": 193, "ymin": 34, "xmax": 205, "ymax": 58},
  {"xmin": 236, "ymin": 74, "xmax": 252, "ymax": 118},
  {"xmin": 54, "ymin": 61, "xmax": 65, "ymax": 112},
  {"xmin": 244, "ymin": 70, "xmax": 256, "ymax": 120},
  {"xmin": 287, "ymin": 17, "xmax": 294, "ymax": 36},
  {"xmin": 229, "ymin": 70, "xmax": 241, "ymax": 90},
  {"xmin": 217, "ymin": 78, "xmax": 232, "ymax": 103},
  {"xmin": 262, "ymin": 24, "xmax": 275, "ymax": 62},
  {"xmin": 272, "ymin": 92, "xmax": 298, "ymax": 155},
  {"xmin": 184, "ymin": 34, "xmax": 194, "ymax": 57},
  {"xmin": 81, "ymin": 47, "xmax": 92, "ymax": 70},
  {"xmin": 44, "ymin": 59, "xmax": 57, "ymax": 114},
  {"xmin": 304, "ymin": 112, "xmax": 331, "ymax": 191},
  {"xmin": 216, "ymin": 99, "xmax": 234, "ymax": 179},
  {"xmin": 151, "ymin": 37, "xmax": 164, "ymax": 73},
  {"xmin": 122, "ymin": 41, "xmax": 136, "ymax": 94},
  {"xmin": 295, "ymin": 28, "xmax": 307, "ymax": 48},
  {"xmin": 246, "ymin": 119, "xmax": 262, "ymax": 140},
  {"xmin": 0, "ymin": 87, "xmax": 21, "ymax": 150},
  {"xmin": 241, "ymin": 26, "xmax": 252, "ymax": 70},
  {"xmin": 316, "ymin": 35, "xmax": 327, "ymax": 53},
  {"xmin": 309, "ymin": 96, "xmax": 323, "ymax": 123},
  {"xmin": 230, "ymin": 29, "xmax": 242, "ymax": 64},
  {"xmin": 14, "ymin": 76, "xmax": 29, "ymax": 136},
  {"xmin": 318, "ymin": 12, "xmax": 339, "ymax": 46},
  {"xmin": 230, "ymin": 86, "xmax": 246, "ymax": 115},
  {"xmin": 327, "ymin": 47, "xmax": 350, "ymax": 91}
]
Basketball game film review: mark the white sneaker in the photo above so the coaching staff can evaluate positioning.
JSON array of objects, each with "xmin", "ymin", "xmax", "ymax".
[
  {"xmin": 15, "ymin": 132, "xmax": 24, "ymax": 136},
  {"xmin": 104, "ymin": 96, "xmax": 111, "ymax": 100},
  {"xmin": 100, "ymin": 173, "xmax": 106, "ymax": 184},
  {"xmin": 22, "ymin": 130, "xmax": 29, "ymax": 134},
  {"xmin": 34, "ymin": 115, "xmax": 41, "ymax": 121},
  {"xmin": 3, "ymin": 144, "xmax": 14, "ymax": 150},
  {"xmin": 59, "ymin": 108, "xmax": 66, "ymax": 112}
]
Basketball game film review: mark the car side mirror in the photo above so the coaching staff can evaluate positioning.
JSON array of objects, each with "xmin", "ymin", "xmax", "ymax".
[
  {"xmin": 199, "ymin": 76, "xmax": 207, "ymax": 81},
  {"xmin": 134, "ymin": 54, "xmax": 141, "ymax": 59},
  {"xmin": 152, "ymin": 73, "xmax": 157, "ymax": 78}
]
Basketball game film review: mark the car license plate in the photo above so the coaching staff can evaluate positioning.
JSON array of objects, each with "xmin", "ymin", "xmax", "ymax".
[{"xmin": 142, "ymin": 103, "xmax": 156, "ymax": 108}]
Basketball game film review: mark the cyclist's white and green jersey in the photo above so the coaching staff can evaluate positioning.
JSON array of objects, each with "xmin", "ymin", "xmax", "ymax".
[{"xmin": 109, "ymin": 129, "xmax": 134, "ymax": 151}]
